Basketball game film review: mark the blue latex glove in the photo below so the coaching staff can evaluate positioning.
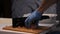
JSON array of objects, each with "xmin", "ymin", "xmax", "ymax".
[{"xmin": 25, "ymin": 9, "xmax": 42, "ymax": 28}]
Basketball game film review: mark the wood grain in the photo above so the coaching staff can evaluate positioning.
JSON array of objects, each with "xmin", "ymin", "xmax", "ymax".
[{"xmin": 3, "ymin": 26, "xmax": 49, "ymax": 34}]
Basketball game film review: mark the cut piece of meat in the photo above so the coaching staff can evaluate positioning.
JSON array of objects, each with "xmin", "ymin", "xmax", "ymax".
[{"xmin": 12, "ymin": 16, "xmax": 49, "ymax": 28}]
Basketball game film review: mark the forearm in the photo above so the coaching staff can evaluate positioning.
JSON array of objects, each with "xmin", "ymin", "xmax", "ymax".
[{"xmin": 38, "ymin": 0, "xmax": 56, "ymax": 13}]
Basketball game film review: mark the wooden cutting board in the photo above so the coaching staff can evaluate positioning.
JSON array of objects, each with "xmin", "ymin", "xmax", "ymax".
[{"xmin": 3, "ymin": 26, "xmax": 49, "ymax": 34}]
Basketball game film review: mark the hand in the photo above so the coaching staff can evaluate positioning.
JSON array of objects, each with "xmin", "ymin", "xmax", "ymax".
[{"xmin": 25, "ymin": 9, "xmax": 42, "ymax": 28}]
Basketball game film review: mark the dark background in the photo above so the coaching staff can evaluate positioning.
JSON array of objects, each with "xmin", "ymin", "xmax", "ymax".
[
  {"xmin": 0, "ymin": 0, "xmax": 11, "ymax": 18},
  {"xmin": 56, "ymin": 0, "xmax": 60, "ymax": 26},
  {"xmin": 0, "ymin": 0, "xmax": 60, "ymax": 21},
  {"xmin": 57, "ymin": 0, "xmax": 60, "ymax": 20}
]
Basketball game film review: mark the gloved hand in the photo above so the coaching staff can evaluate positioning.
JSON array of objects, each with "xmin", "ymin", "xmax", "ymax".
[{"xmin": 25, "ymin": 9, "xmax": 42, "ymax": 28}]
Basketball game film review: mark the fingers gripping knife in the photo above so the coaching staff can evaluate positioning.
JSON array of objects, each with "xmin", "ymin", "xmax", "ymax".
[{"xmin": 12, "ymin": 15, "xmax": 49, "ymax": 28}]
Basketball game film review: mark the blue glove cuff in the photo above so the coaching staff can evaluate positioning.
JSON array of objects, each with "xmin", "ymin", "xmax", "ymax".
[{"xmin": 32, "ymin": 9, "xmax": 42, "ymax": 20}]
